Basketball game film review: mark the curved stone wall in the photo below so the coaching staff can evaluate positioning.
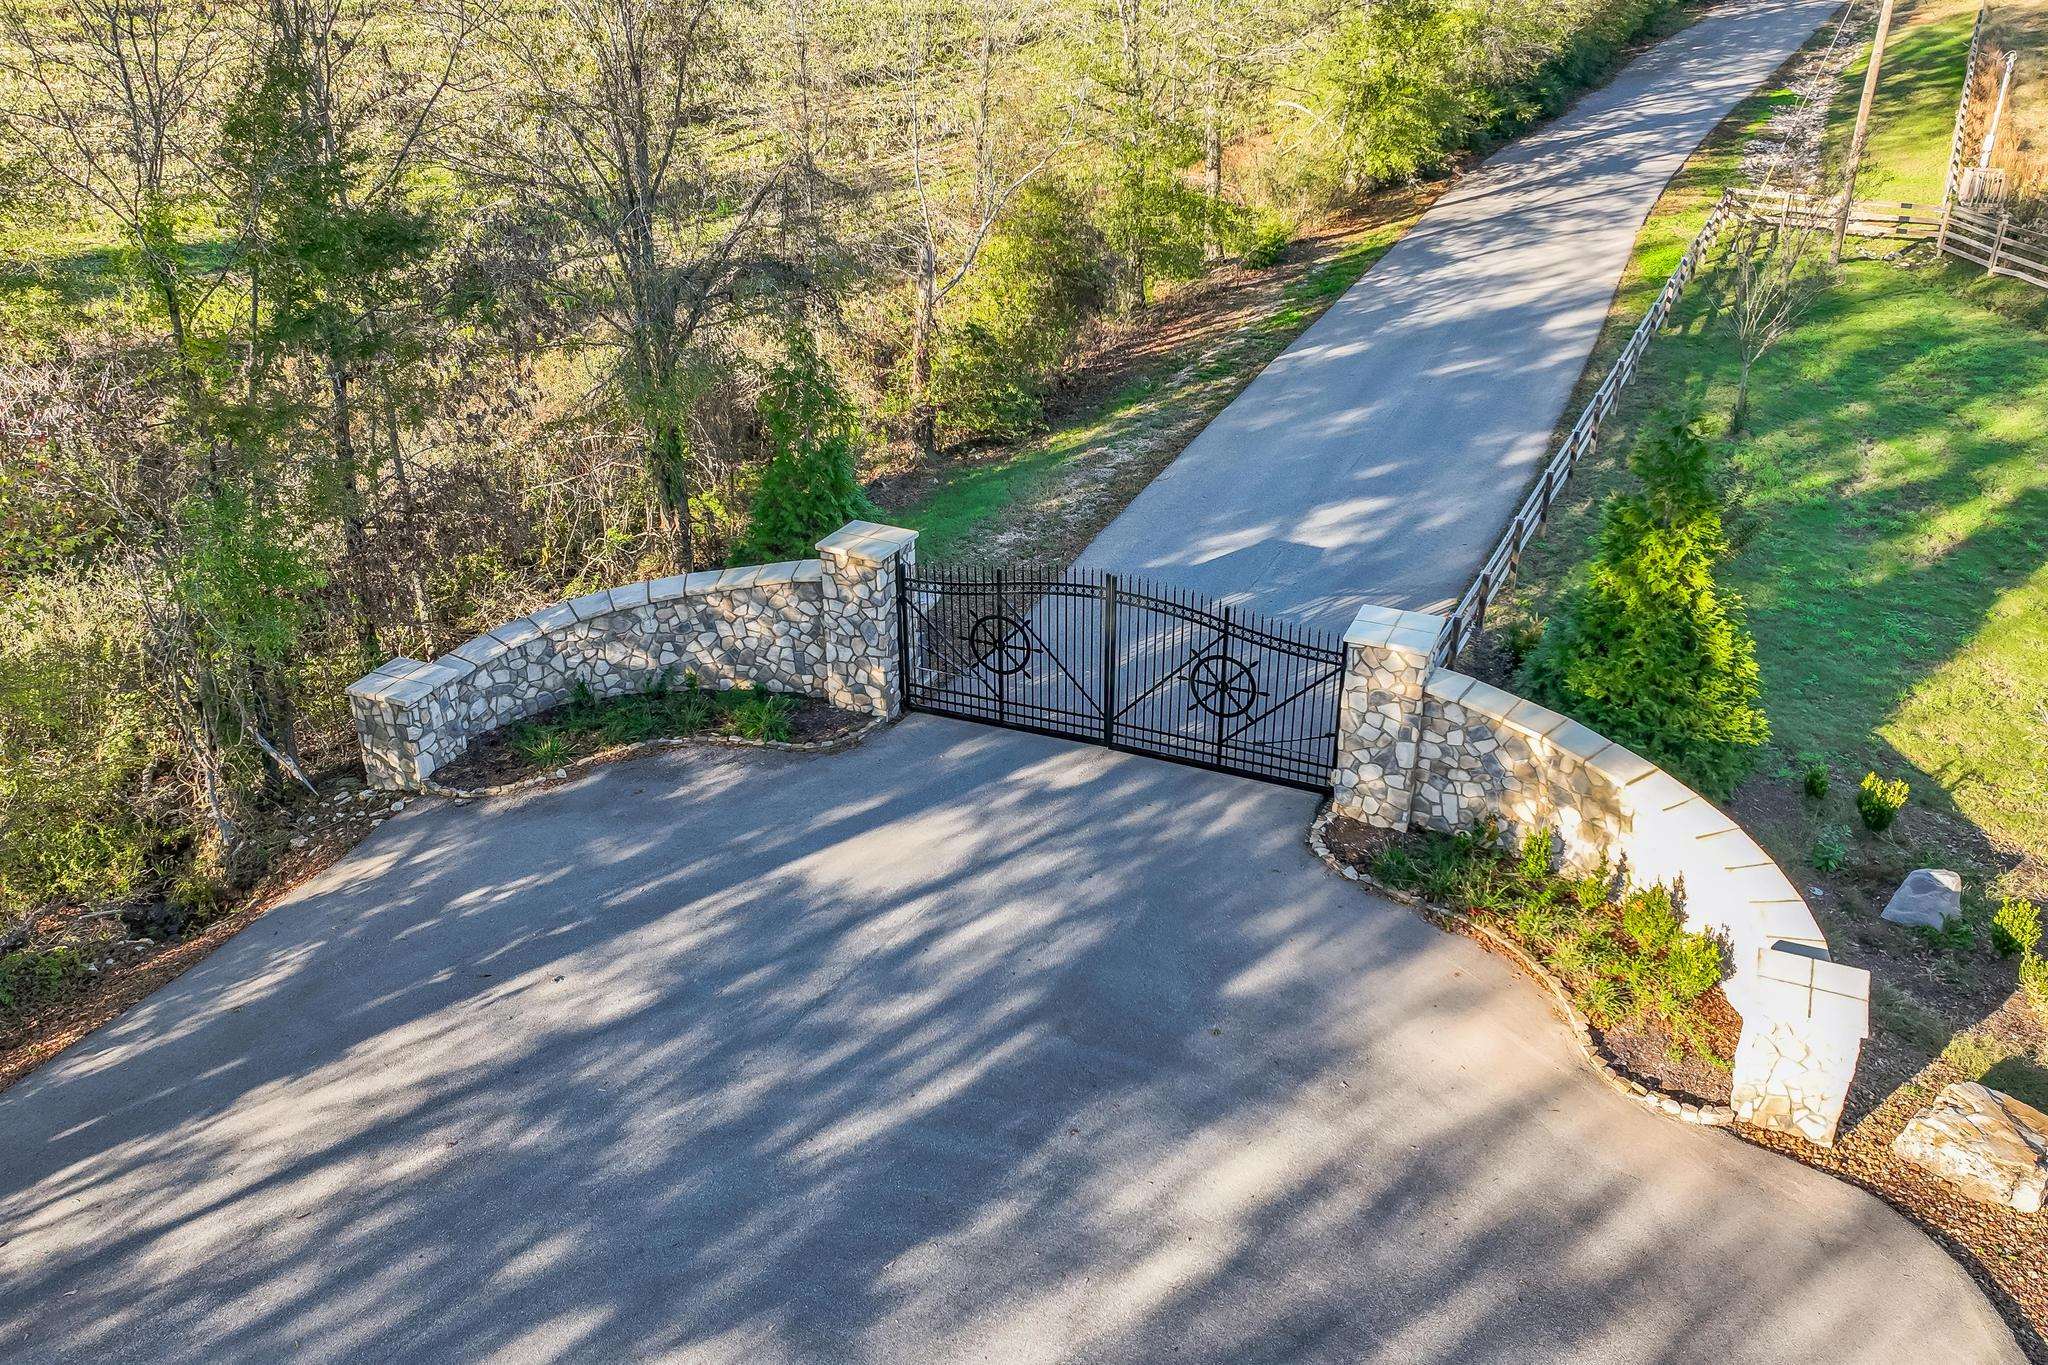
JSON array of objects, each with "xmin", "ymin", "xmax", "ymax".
[
  {"xmin": 349, "ymin": 522, "xmax": 917, "ymax": 790},
  {"xmin": 1332, "ymin": 604, "xmax": 1868, "ymax": 1146}
]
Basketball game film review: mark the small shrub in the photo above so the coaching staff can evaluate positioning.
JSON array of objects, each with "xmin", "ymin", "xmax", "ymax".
[
  {"xmin": 1663, "ymin": 932, "xmax": 1724, "ymax": 1002},
  {"xmin": 1619, "ymin": 884, "xmax": 1680, "ymax": 952},
  {"xmin": 1940, "ymin": 1030, "xmax": 2005, "ymax": 1079},
  {"xmin": 1579, "ymin": 977, "xmax": 1623, "ymax": 1027},
  {"xmin": 512, "ymin": 727, "xmax": 573, "ymax": 768},
  {"xmin": 1514, "ymin": 828, "xmax": 1554, "ymax": 882},
  {"xmin": 1501, "ymin": 617, "xmax": 1545, "ymax": 673},
  {"xmin": 0, "ymin": 945, "xmax": 88, "ymax": 1014},
  {"xmin": 1992, "ymin": 896, "xmax": 2041, "ymax": 959},
  {"xmin": 2021, "ymin": 953, "xmax": 2048, "ymax": 1023},
  {"xmin": 1856, "ymin": 771, "xmax": 1909, "ymax": 833},
  {"xmin": 1238, "ymin": 210, "xmax": 1295, "ymax": 268},
  {"xmin": 1810, "ymin": 825, "xmax": 1849, "ymax": 873},
  {"xmin": 168, "ymin": 870, "xmax": 229, "ymax": 925},
  {"xmin": 730, "ymin": 692, "xmax": 796, "ymax": 742},
  {"xmin": 1799, "ymin": 756, "xmax": 1830, "ymax": 801}
]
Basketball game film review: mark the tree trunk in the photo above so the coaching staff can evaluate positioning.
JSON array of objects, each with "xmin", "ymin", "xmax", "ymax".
[
  {"xmin": 911, "ymin": 240, "xmax": 938, "ymax": 460},
  {"xmin": 326, "ymin": 349, "xmax": 382, "ymax": 661}
]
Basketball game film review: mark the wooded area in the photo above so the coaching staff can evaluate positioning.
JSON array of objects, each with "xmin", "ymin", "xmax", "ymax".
[{"xmin": 0, "ymin": 0, "xmax": 1680, "ymax": 944}]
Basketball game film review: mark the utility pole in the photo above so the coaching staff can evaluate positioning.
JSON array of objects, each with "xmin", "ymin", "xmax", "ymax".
[{"xmin": 1833, "ymin": 0, "xmax": 1899, "ymax": 265}]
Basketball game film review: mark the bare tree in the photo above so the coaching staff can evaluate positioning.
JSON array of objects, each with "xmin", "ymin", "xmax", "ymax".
[
  {"xmin": 1724, "ymin": 212, "xmax": 1833, "ymax": 434},
  {"xmin": 0, "ymin": 0, "xmax": 227, "ymax": 375},
  {"xmin": 454, "ymin": 0, "xmax": 786, "ymax": 572},
  {"xmin": 889, "ymin": 0, "xmax": 1071, "ymax": 458}
]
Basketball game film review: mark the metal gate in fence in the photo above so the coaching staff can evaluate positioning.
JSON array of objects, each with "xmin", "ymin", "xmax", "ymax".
[{"xmin": 897, "ymin": 566, "xmax": 1343, "ymax": 791}]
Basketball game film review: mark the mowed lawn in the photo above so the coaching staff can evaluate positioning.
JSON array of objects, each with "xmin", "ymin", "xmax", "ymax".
[{"xmin": 1511, "ymin": 0, "xmax": 2048, "ymax": 904}]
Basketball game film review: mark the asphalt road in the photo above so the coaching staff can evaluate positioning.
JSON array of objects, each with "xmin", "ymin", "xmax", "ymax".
[
  {"xmin": 1077, "ymin": 0, "xmax": 1840, "ymax": 628},
  {"xmin": 0, "ymin": 721, "xmax": 2023, "ymax": 1363}
]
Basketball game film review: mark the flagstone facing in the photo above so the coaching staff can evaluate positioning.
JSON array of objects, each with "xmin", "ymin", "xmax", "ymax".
[
  {"xmin": 349, "ymin": 525, "xmax": 917, "ymax": 790},
  {"xmin": 1329, "ymin": 602, "xmax": 1869, "ymax": 1147}
]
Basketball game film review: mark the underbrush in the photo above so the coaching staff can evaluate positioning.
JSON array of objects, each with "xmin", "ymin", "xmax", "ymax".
[
  {"xmin": 1370, "ymin": 823, "xmax": 1732, "ymax": 1063},
  {"xmin": 503, "ymin": 673, "xmax": 799, "ymax": 770},
  {"xmin": 0, "ymin": 944, "xmax": 90, "ymax": 1018}
]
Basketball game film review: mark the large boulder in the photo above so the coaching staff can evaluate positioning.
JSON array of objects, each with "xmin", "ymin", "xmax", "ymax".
[
  {"xmin": 1891, "ymin": 1082, "xmax": 2048, "ymax": 1214},
  {"xmin": 1880, "ymin": 868, "xmax": 1962, "ymax": 929}
]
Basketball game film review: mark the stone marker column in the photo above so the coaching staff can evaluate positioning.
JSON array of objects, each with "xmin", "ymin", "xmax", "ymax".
[
  {"xmin": 815, "ymin": 521, "xmax": 919, "ymax": 719},
  {"xmin": 1730, "ymin": 948, "xmax": 1869, "ymax": 1146},
  {"xmin": 347, "ymin": 657, "xmax": 468, "ymax": 790},
  {"xmin": 1328, "ymin": 603, "xmax": 1446, "ymax": 830}
]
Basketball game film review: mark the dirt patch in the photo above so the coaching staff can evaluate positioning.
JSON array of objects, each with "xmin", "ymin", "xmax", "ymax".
[
  {"xmin": 433, "ymin": 694, "xmax": 867, "ymax": 790},
  {"xmin": 1594, "ymin": 990, "xmax": 1739, "ymax": 1108}
]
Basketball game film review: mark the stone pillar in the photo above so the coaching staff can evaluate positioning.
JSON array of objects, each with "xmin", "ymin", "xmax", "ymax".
[
  {"xmin": 347, "ymin": 657, "xmax": 467, "ymax": 790},
  {"xmin": 1730, "ymin": 948, "xmax": 1869, "ymax": 1146},
  {"xmin": 815, "ymin": 520, "xmax": 919, "ymax": 719},
  {"xmin": 1329, "ymin": 604, "xmax": 1446, "ymax": 830}
]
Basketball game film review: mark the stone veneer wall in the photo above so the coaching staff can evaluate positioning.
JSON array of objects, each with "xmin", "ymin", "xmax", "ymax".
[
  {"xmin": 349, "ymin": 521, "xmax": 917, "ymax": 790},
  {"xmin": 1331, "ymin": 604, "xmax": 1870, "ymax": 1147}
]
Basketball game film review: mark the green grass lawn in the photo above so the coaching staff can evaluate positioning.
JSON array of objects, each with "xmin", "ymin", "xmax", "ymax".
[
  {"xmin": 1515, "ymin": 0, "xmax": 2048, "ymax": 900},
  {"xmin": 1831, "ymin": 0, "xmax": 1975, "ymax": 204}
]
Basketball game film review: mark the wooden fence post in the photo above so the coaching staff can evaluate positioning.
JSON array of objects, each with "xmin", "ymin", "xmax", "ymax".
[
  {"xmin": 1942, "ymin": 4, "xmax": 1985, "ymax": 204},
  {"xmin": 1988, "ymin": 210, "xmax": 2010, "ymax": 277}
]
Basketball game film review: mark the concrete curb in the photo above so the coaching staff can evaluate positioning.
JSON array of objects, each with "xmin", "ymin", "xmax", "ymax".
[
  {"xmin": 411, "ymin": 715, "xmax": 889, "ymax": 800},
  {"xmin": 1306, "ymin": 808, "xmax": 1736, "ymax": 1129}
]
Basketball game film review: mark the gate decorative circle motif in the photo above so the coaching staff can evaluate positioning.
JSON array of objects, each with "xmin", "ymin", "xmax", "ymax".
[
  {"xmin": 1185, "ymin": 652, "xmax": 1261, "ymax": 718},
  {"xmin": 967, "ymin": 613, "xmax": 1034, "ymax": 675}
]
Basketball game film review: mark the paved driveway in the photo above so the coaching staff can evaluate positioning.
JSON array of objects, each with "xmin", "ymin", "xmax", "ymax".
[
  {"xmin": 0, "ymin": 720, "xmax": 2022, "ymax": 1362},
  {"xmin": 1078, "ymin": 0, "xmax": 1838, "ymax": 626}
]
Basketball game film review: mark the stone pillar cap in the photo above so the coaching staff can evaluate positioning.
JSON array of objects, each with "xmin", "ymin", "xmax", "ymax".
[
  {"xmin": 816, "ymin": 521, "xmax": 918, "ymax": 566},
  {"xmin": 1342, "ymin": 602, "xmax": 1448, "ymax": 657}
]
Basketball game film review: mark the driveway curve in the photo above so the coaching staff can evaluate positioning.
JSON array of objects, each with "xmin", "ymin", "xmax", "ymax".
[
  {"xmin": 1078, "ymin": 0, "xmax": 1840, "ymax": 627},
  {"xmin": 0, "ymin": 721, "xmax": 2022, "ymax": 1362}
]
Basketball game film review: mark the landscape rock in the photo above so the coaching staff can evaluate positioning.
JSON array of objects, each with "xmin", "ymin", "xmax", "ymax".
[
  {"xmin": 1880, "ymin": 868, "xmax": 1962, "ymax": 929},
  {"xmin": 1891, "ymin": 1081, "xmax": 2048, "ymax": 1214}
]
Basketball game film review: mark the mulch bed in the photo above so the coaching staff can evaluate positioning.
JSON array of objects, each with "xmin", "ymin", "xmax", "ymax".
[
  {"xmin": 1319, "ymin": 815, "xmax": 1736, "ymax": 1106},
  {"xmin": 431, "ymin": 695, "xmax": 869, "ymax": 790}
]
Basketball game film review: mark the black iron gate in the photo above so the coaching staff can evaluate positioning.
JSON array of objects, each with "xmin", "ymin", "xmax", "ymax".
[{"xmin": 897, "ymin": 566, "xmax": 1343, "ymax": 791}]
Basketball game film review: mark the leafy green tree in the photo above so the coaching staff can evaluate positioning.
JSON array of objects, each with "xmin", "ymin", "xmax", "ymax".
[
  {"xmin": 734, "ymin": 330, "xmax": 878, "ymax": 564},
  {"xmin": 1522, "ymin": 410, "xmax": 1768, "ymax": 795},
  {"xmin": 1288, "ymin": 0, "xmax": 1483, "ymax": 195},
  {"xmin": 215, "ymin": 2, "xmax": 441, "ymax": 661},
  {"xmin": 930, "ymin": 179, "xmax": 1109, "ymax": 440}
]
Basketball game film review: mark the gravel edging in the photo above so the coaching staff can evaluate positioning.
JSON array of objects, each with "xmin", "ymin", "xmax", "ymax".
[
  {"xmin": 413, "ymin": 715, "xmax": 889, "ymax": 800},
  {"xmin": 1306, "ymin": 808, "xmax": 1735, "ymax": 1128}
]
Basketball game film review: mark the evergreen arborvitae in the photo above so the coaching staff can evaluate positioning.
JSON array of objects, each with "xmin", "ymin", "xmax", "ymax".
[
  {"xmin": 734, "ymin": 328, "xmax": 879, "ymax": 565},
  {"xmin": 1521, "ymin": 410, "xmax": 1768, "ymax": 796}
]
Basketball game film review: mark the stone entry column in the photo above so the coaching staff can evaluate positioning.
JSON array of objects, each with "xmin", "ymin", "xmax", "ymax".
[
  {"xmin": 348, "ymin": 658, "xmax": 468, "ymax": 790},
  {"xmin": 815, "ymin": 521, "xmax": 919, "ymax": 719},
  {"xmin": 1328, "ymin": 603, "xmax": 1444, "ymax": 830}
]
